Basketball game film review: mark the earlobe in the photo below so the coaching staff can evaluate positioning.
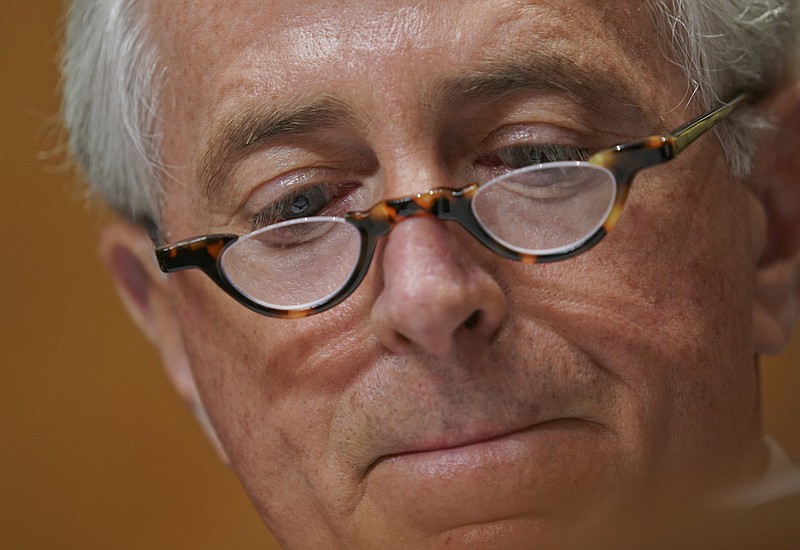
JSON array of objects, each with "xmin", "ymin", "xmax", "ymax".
[
  {"xmin": 99, "ymin": 221, "xmax": 230, "ymax": 464},
  {"xmin": 752, "ymin": 80, "xmax": 800, "ymax": 355},
  {"xmin": 754, "ymin": 260, "xmax": 800, "ymax": 355}
]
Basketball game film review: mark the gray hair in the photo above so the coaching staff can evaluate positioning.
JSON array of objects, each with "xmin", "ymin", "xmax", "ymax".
[
  {"xmin": 650, "ymin": 0, "xmax": 800, "ymax": 177},
  {"xmin": 61, "ymin": 0, "xmax": 800, "ymax": 226},
  {"xmin": 62, "ymin": 0, "xmax": 165, "ymax": 225}
]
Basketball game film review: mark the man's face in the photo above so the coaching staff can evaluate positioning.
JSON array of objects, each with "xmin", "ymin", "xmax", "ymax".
[{"xmin": 148, "ymin": 0, "xmax": 767, "ymax": 547}]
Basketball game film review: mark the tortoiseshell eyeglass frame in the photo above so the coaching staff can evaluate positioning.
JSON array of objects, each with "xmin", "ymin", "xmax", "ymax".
[{"xmin": 154, "ymin": 94, "xmax": 748, "ymax": 319}]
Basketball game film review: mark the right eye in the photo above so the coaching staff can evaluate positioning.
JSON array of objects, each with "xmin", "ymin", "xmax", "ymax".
[
  {"xmin": 278, "ymin": 186, "xmax": 331, "ymax": 218},
  {"xmin": 249, "ymin": 182, "xmax": 356, "ymax": 230}
]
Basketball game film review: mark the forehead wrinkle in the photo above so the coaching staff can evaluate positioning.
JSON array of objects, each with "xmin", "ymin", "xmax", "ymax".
[{"xmin": 200, "ymin": 96, "xmax": 357, "ymax": 200}]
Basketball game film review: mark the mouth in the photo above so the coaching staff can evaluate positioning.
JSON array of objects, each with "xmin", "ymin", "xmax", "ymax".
[
  {"xmin": 366, "ymin": 417, "xmax": 593, "ymax": 475},
  {"xmin": 359, "ymin": 417, "xmax": 609, "ymax": 532}
]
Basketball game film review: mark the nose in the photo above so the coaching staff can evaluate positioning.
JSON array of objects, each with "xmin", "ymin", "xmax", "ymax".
[{"xmin": 370, "ymin": 216, "xmax": 507, "ymax": 358}]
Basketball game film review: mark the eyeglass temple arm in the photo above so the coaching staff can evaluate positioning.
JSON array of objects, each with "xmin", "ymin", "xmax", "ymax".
[
  {"xmin": 592, "ymin": 93, "xmax": 749, "ymax": 183},
  {"xmin": 155, "ymin": 234, "xmax": 236, "ymax": 274},
  {"xmin": 668, "ymin": 94, "xmax": 749, "ymax": 154}
]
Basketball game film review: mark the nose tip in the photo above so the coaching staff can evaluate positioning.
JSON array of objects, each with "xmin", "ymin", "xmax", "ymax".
[{"xmin": 370, "ymin": 217, "xmax": 507, "ymax": 359}]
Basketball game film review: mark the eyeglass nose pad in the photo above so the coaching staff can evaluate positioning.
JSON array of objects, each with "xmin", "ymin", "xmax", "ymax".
[
  {"xmin": 369, "ymin": 216, "xmax": 508, "ymax": 358},
  {"xmin": 380, "ymin": 184, "xmax": 509, "ymax": 257}
]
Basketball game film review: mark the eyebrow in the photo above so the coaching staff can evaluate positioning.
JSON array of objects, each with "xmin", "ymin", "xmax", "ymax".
[
  {"xmin": 200, "ymin": 51, "xmax": 650, "ymax": 202},
  {"xmin": 434, "ymin": 52, "xmax": 648, "ymax": 122},
  {"xmin": 201, "ymin": 97, "xmax": 356, "ymax": 199}
]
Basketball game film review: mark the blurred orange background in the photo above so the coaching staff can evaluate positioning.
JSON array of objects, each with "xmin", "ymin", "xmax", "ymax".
[{"xmin": 1, "ymin": 2, "xmax": 798, "ymax": 548}]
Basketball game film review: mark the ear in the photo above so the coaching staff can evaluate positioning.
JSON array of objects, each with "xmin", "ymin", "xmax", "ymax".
[
  {"xmin": 99, "ymin": 221, "xmax": 229, "ymax": 464},
  {"xmin": 752, "ymin": 80, "xmax": 800, "ymax": 355}
]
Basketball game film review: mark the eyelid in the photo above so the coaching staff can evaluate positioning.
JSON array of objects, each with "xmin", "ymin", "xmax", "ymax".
[
  {"xmin": 240, "ymin": 167, "xmax": 348, "ymax": 217},
  {"xmin": 479, "ymin": 122, "xmax": 594, "ymax": 152},
  {"xmin": 248, "ymin": 180, "xmax": 349, "ymax": 230}
]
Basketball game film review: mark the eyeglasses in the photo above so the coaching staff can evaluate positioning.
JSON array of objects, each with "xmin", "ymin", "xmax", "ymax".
[{"xmin": 155, "ymin": 95, "xmax": 747, "ymax": 318}]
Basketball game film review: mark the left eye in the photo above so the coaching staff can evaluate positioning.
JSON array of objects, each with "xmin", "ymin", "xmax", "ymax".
[{"xmin": 493, "ymin": 144, "xmax": 591, "ymax": 170}]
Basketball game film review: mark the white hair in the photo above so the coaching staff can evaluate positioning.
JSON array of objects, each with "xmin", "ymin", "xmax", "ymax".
[
  {"xmin": 650, "ymin": 0, "xmax": 800, "ymax": 177},
  {"xmin": 62, "ymin": 0, "xmax": 165, "ymax": 226},
  {"xmin": 61, "ymin": 0, "xmax": 800, "ymax": 225}
]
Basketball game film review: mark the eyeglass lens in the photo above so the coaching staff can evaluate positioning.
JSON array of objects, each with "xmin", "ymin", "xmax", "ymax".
[{"xmin": 219, "ymin": 162, "xmax": 617, "ymax": 310}]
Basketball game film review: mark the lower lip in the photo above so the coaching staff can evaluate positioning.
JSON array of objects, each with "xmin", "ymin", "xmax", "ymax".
[{"xmin": 364, "ymin": 419, "xmax": 606, "ymax": 533}]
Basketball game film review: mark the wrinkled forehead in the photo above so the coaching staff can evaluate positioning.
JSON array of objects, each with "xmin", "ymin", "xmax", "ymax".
[
  {"xmin": 149, "ymin": 0, "xmax": 667, "ymax": 106},
  {"xmin": 151, "ymin": 0, "xmax": 655, "ymax": 56},
  {"xmin": 147, "ymin": 0, "xmax": 680, "ymax": 204}
]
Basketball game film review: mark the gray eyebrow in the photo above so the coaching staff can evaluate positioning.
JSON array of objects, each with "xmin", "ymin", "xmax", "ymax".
[
  {"xmin": 433, "ymin": 53, "xmax": 647, "ymax": 121},
  {"xmin": 200, "ymin": 53, "xmax": 649, "ymax": 203},
  {"xmin": 201, "ymin": 97, "xmax": 355, "ymax": 199}
]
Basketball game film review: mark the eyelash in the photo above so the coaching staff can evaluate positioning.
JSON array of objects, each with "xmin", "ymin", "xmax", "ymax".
[
  {"xmin": 248, "ymin": 181, "xmax": 354, "ymax": 230},
  {"xmin": 245, "ymin": 143, "xmax": 592, "ymax": 230},
  {"xmin": 486, "ymin": 143, "xmax": 592, "ymax": 169}
]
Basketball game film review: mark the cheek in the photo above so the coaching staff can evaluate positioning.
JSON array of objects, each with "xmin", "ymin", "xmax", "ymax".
[
  {"xmin": 611, "ymin": 167, "xmax": 758, "ymax": 454},
  {"xmin": 502, "ymin": 160, "xmax": 758, "ymax": 458},
  {"xmin": 612, "ymin": 164, "xmax": 755, "ymax": 354},
  {"xmin": 166, "ymin": 271, "xmax": 373, "ymax": 511},
  {"xmin": 169, "ymin": 276, "xmax": 283, "ymax": 461}
]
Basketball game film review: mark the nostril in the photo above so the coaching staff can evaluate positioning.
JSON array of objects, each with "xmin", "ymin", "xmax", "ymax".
[{"xmin": 463, "ymin": 310, "xmax": 481, "ymax": 329}]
